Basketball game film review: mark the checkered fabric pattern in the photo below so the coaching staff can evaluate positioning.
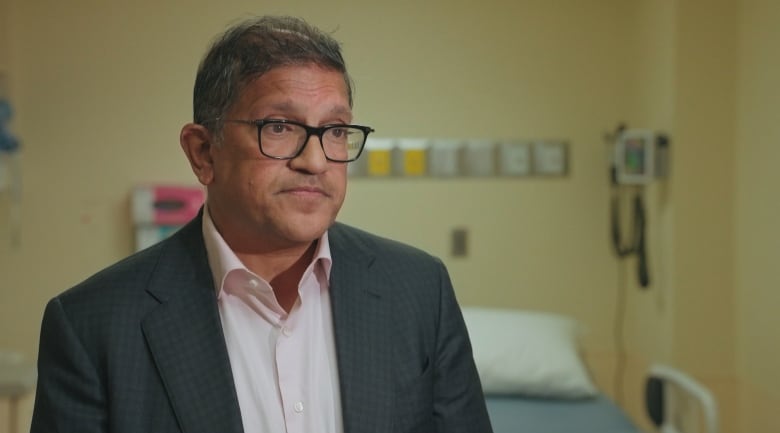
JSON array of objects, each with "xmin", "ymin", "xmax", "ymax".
[{"xmin": 30, "ymin": 215, "xmax": 493, "ymax": 433}]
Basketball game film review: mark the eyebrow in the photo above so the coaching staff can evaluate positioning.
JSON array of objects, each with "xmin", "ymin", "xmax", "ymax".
[{"xmin": 266, "ymin": 101, "xmax": 353, "ymax": 117}]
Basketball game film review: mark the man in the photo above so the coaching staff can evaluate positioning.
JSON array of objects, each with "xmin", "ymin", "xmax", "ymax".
[{"xmin": 30, "ymin": 15, "xmax": 492, "ymax": 433}]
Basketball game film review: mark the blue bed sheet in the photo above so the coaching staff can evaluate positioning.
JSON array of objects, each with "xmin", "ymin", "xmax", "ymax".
[{"xmin": 486, "ymin": 394, "xmax": 642, "ymax": 433}]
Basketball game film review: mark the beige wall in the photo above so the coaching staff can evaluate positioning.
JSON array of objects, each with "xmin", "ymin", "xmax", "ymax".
[
  {"xmin": 736, "ymin": 0, "xmax": 780, "ymax": 431},
  {"xmin": 617, "ymin": 2, "xmax": 740, "ymax": 430},
  {"xmin": 0, "ymin": 0, "xmax": 7, "ymax": 73},
  {"xmin": 0, "ymin": 0, "xmax": 632, "ymax": 356},
  {"xmin": 0, "ymin": 0, "xmax": 777, "ymax": 432},
  {"xmin": 617, "ymin": 0, "xmax": 678, "ymax": 426}
]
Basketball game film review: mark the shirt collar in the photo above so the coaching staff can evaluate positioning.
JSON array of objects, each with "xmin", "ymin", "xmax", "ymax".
[{"xmin": 202, "ymin": 205, "xmax": 333, "ymax": 297}]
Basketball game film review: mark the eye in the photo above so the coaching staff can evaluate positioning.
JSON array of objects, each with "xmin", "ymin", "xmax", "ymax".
[
  {"xmin": 268, "ymin": 123, "xmax": 289, "ymax": 134},
  {"xmin": 329, "ymin": 127, "xmax": 348, "ymax": 139}
]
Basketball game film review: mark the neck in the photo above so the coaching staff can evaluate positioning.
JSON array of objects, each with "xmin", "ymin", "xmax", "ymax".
[{"xmin": 236, "ymin": 240, "xmax": 318, "ymax": 313}]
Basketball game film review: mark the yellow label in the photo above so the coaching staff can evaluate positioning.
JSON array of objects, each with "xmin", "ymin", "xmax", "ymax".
[
  {"xmin": 404, "ymin": 149, "xmax": 427, "ymax": 176},
  {"xmin": 367, "ymin": 150, "xmax": 391, "ymax": 176}
]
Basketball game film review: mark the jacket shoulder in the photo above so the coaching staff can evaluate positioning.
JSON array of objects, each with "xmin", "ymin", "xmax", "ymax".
[
  {"xmin": 55, "ymin": 218, "xmax": 206, "ymax": 310},
  {"xmin": 329, "ymin": 222, "xmax": 437, "ymax": 263}
]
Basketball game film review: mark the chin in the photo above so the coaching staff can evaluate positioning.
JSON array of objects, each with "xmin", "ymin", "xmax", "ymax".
[{"xmin": 282, "ymin": 217, "xmax": 334, "ymax": 243}]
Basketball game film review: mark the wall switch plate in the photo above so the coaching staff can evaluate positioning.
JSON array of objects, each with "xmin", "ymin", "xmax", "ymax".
[{"xmin": 451, "ymin": 227, "xmax": 468, "ymax": 257}]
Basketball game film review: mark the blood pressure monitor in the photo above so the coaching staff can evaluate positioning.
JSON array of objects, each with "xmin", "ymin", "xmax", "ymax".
[{"xmin": 614, "ymin": 129, "xmax": 658, "ymax": 185}]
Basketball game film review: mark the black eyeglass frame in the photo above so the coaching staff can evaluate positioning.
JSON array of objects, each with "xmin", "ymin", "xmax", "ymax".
[{"xmin": 222, "ymin": 118, "xmax": 375, "ymax": 163}]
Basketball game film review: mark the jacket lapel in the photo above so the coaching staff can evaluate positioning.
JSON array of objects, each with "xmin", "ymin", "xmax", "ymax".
[
  {"xmin": 138, "ymin": 220, "xmax": 397, "ymax": 433},
  {"xmin": 141, "ymin": 219, "xmax": 244, "ymax": 433},
  {"xmin": 329, "ymin": 224, "xmax": 397, "ymax": 433}
]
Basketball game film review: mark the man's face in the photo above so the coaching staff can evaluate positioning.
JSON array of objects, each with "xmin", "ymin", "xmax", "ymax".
[{"xmin": 204, "ymin": 64, "xmax": 351, "ymax": 252}]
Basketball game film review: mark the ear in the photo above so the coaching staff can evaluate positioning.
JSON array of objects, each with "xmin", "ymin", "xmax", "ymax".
[{"xmin": 180, "ymin": 123, "xmax": 215, "ymax": 185}]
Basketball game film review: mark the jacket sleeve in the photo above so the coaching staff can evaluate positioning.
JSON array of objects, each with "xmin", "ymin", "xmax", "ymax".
[
  {"xmin": 432, "ymin": 260, "xmax": 494, "ymax": 433},
  {"xmin": 30, "ymin": 297, "xmax": 108, "ymax": 433}
]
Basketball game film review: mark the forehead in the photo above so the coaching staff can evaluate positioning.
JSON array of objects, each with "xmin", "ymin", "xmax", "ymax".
[
  {"xmin": 253, "ymin": 65, "xmax": 348, "ymax": 99},
  {"xmin": 240, "ymin": 65, "xmax": 349, "ymax": 107}
]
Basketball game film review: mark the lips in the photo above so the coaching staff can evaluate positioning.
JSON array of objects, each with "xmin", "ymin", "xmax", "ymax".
[{"xmin": 278, "ymin": 185, "xmax": 330, "ymax": 197}]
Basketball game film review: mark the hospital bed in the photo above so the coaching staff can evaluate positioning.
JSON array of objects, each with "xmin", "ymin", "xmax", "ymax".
[{"xmin": 462, "ymin": 307, "xmax": 718, "ymax": 433}]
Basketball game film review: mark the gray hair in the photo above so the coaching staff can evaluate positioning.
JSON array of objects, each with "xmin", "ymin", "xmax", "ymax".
[{"xmin": 192, "ymin": 16, "xmax": 353, "ymax": 136}]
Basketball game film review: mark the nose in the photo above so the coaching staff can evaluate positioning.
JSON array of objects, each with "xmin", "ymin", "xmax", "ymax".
[{"xmin": 288, "ymin": 134, "xmax": 328, "ymax": 174}]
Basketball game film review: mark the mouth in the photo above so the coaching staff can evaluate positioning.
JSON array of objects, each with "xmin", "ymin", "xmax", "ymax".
[{"xmin": 278, "ymin": 186, "xmax": 330, "ymax": 198}]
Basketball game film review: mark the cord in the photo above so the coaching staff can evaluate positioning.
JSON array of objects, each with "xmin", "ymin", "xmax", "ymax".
[
  {"xmin": 634, "ymin": 194, "xmax": 650, "ymax": 287},
  {"xmin": 610, "ymin": 182, "xmax": 650, "ymax": 288},
  {"xmin": 613, "ymin": 255, "xmax": 627, "ymax": 405},
  {"xmin": 609, "ymin": 180, "xmax": 650, "ymax": 406}
]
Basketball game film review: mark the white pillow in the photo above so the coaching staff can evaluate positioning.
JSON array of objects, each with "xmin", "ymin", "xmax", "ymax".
[{"xmin": 462, "ymin": 307, "xmax": 598, "ymax": 399}]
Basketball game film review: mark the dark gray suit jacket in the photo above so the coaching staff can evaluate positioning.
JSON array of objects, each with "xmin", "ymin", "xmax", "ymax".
[{"xmin": 30, "ymin": 216, "xmax": 492, "ymax": 433}]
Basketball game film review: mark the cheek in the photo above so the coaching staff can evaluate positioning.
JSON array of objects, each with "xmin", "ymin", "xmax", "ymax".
[
  {"xmin": 245, "ymin": 165, "xmax": 280, "ymax": 197},
  {"xmin": 214, "ymin": 161, "xmax": 268, "ymax": 207},
  {"xmin": 333, "ymin": 169, "xmax": 348, "ymax": 200}
]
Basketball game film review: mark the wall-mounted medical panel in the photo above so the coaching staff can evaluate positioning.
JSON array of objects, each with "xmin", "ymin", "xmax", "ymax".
[
  {"xmin": 428, "ymin": 139, "xmax": 463, "ymax": 177},
  {"xmin": 349, "ymin": 137, "xmax": 569, "ymax": 179},
  {"xmin": 461, "ymin": 140, "xmax": 497, "ymax": 177},
  {"xmin": 363, "ymin": 137, "xmax": 395, "ymax": 177},
  {"xmin": 532, "ymin": 140, "xmax": 569, "ymax": 176},
  {"xmin": 393, "ymin": 138, "xmax": 429, "ymax": 177},
  {"xmin": 497, "ymin": 141, "xmax": 533, "ymax": 176}
]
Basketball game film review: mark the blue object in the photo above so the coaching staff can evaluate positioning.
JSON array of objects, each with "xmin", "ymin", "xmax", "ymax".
[
  {"xmin": 0, "ymin": 99, "xmax": 20, "ymax": 153},
  {"xmin": 486, "ymin": 395, "xmax": 641, "ymax": 433}
]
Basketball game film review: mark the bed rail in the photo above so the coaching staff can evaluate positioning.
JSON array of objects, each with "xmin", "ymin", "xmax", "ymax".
[{"xmin": 645, "ymin": 364, "xmax": 718, "ymax": 433}]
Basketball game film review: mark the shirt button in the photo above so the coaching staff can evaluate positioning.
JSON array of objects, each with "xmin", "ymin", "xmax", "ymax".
[
  {"xmin": 294, "ymin": 401, "xmax": 304, "ymax": 413},
  {"xmin": 281, "ymin": 326, "xmax": 292, "ymax": 337},
  {"xmin": 246, "ymin": 279, "xmax": 259, "ymax": 289}
]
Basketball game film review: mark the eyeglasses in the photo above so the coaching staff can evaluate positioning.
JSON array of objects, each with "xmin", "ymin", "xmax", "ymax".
[{"xmin": 223, "ymin": 119, "xmax": 374, "ymax": 162}]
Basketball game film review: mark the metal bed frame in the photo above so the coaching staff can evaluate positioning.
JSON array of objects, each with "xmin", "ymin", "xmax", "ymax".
[{"xmin": 645, "ymin": 364, "xmax": 719, "ymax": 433}]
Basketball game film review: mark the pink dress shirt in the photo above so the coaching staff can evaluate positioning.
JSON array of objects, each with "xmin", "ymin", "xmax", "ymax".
[{"xmin": 202, "ymin": 206, "xmax": 343, "ymax": 433}]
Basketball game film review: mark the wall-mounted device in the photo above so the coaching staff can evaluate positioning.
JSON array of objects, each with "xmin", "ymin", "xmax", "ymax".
[
  {"xmin": 132, "ymin": 185, "xmax": 205, "ymax": 251},
  {"xmin": 614, "ymin": 129, "xmax": 669, "ymax": 185},
  {"xmin": 607, "ymin": 124, "xmax": 671, "ymax": 289}
]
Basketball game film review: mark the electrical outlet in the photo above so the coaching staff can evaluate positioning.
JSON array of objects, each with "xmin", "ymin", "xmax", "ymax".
[{"xmin": 451, "ymin": 228, "xmax": 468, "ymax": 257}]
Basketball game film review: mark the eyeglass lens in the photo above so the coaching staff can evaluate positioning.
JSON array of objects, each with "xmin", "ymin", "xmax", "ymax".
[{"xmin": 260, "ymin": 123, "xmax": 365, "ymax": 161}]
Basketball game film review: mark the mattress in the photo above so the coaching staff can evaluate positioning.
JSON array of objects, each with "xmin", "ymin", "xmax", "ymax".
[{"xmin": 486, "ymin": 394, "xmax": 642, "ymax": 433}]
